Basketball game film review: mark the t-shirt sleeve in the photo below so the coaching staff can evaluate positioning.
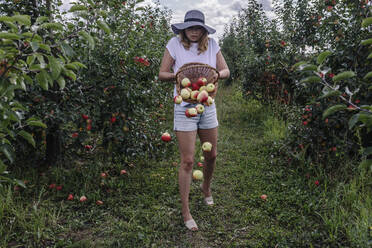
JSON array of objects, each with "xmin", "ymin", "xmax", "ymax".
[
  {"xmin": 210, "ymin": 38, "xmax": 220, "ymax": 55},
  {"xmin": 166, "ymin": 37, "xmax": 177, "ymax": 60}
]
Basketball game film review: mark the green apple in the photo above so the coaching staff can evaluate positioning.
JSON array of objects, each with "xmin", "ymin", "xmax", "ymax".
[
  {"xmin": 196, "ymin": 104, "xmax": 205, "ymax": 114},
  {"xmin": 192, "ymin": 170, "xmax": 203, "ymax": 180},
  {"xmin": 202, "ymin": 141, "xmax": 212, "ymax": 152},
  {"xmin": 181, "ymin": 77, "xmax": 191, "ymax": 87},
  {"xmin": 180, "ymin": 88, "xmax": 191, "ymax": 99}
]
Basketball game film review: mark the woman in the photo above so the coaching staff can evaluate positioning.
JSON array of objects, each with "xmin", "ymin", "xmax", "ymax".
[{"xmin": 158, "ymin": 9, "xmax": 230, "ymax": 231}]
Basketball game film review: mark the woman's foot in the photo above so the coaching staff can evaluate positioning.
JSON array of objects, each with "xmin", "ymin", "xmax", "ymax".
[
  {"xmin": 183, "ymin": 213, "xmax": 198, "ymax": 231},
  {"xmin": 200, "ymin": 183, "xmax": 214, "ymax": 206}
]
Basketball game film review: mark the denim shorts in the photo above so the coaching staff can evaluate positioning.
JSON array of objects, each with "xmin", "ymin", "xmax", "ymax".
[{"xmin": 174, "ymin": 103, "xmax": 218, "ymax": 131}]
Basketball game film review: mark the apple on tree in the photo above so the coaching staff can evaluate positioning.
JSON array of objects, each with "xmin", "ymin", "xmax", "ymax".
[{"xmin": 181, "ymin": 77, "xmax": 191, "ymax": 87}]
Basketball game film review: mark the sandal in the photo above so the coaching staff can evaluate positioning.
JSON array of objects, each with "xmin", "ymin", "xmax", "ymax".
[
  {"xmin": 184, "ymin": 219, "xmax": 198, "ymax": 231},
  {"xmin": 200, "ymin": 184, "xmax": 214, "ymax": 206}
]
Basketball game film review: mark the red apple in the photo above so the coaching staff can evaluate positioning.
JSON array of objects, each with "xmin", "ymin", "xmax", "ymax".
[
  {"xmin": 181, "ymin": 77, "xmax": 191, "ymax": 87},
  {"xmin": 96, "ymin": 200, "xmax": 104, "ymax": 205},
  {"xmin": 174, "ymin": 95, "xmax": 182, "ymax": 104},
  {"xmin": 80, "ymin": 196, "xmax": 87, "ymax": 202},
  {"xmin": 185, "ymin": 107, "xmax": 198, "ymax": 118},
  {"xmin": 260, "ymin": 194, "xmax": 267, "ymax": 200},
  {"xmin": 197, "ymin": 90, "xmax": 209, "ymax": 103},
  {"xmin": 205, "ymin": 96, "xmax": 214, "ymax": 106},
  {"xmin": 197, "ymin": 77, "xmax": 208, "ymax": 86},
  {"xmin": 67, "ymin": 194, "xmax": 74, "ymax": 201},
  {"xmin": 120, "ymin": 169, "xmax": 127, "ymax": 175},
  {"xmin": 161, "ymin": 132, "xmax": 171, "ymax": 142},
  {"xmin": 191, "ymin": 82, "xmax": 200, "ymax": 91},
  {"xmin": 190, "ymin": 90, "xmax": 199, "ymax": 100},
  {"xmin": 197, "ymin": 162, "xmax": 204, "ymax": 167},
  {"xmin": 100, "ymin": 172, "xmax": 107, "ymax": 178}
]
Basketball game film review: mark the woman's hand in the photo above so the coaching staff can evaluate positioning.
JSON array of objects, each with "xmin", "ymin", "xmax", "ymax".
[
  {"xmin": 159, "ymin": 49, "xmax": 176, "ymax": 81},
  {"xmin": 216, "ymin": 51, "xmax": 230, "ymax": 79}
]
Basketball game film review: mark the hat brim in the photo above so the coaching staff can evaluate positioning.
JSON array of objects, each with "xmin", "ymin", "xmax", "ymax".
[{"xmin": 171, "ymin": 21, "xmax": 216, "ymax": 34}]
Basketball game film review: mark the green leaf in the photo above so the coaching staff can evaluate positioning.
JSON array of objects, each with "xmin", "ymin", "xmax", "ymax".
[
  {"xmin": 12, "ymin": 15, "xmax": 31, "ymax": 26},
  {"xmin": 318, "ymin": 90, "xmax": 341, "ymax": 99},
  {"xmin": 97, "ymin": 20, "xmax": 111, "ymax": 34},
  {"xmin": 26, "ymin": 120, "xmax": 47, "ymax": 128},
  {"xmin": 0, "ymin": 160, "xmax": 6, "ymax": 174},
  {"xmin": 358, "ymin": 112, "xmax": 372, "ymax": 127},
  {"xmin": 36, "ymin": 16, "xmax": 49, "ymax": 24},
  {"xmin": 332, "ymin": 71, "xmax": 355, "ymax": 82},
  {"xmin": 317, "ymin": 51, "xmax": 332, "ymax": 65},
  {"xmin": 40, "ymin": 23, "xmax": 64, "ymax": 31},
  {"xmin": 322, "ymin": 104, "xmax": 347, "ymax": 119},
  {"xmin": 56, "ymin": 76, "xmax": 66, "ymax": 89},
  {"xmin": 70, "ymin": 62, "xmax": 87, "ymax": 69},
  {"xmin": 18, "ymin": 130, "xmax": 35, "ymax": 147},
  {"xmin": 292, "ymin": 61, "xmax": 307, "ymax": 69},
  {"xmin": 62, "ymin": 69, "xmax": 77, "ymax": 81},
  {"xmin": 300, "ymin": 76, "xmax": 321, "ymax": 84},
  {"xmin": 36, "ymin": 70, "xmax": 48, "ymax": 90},
  {"xmin": 362, "ymin": 17, "xmax": 372, "ymax": 28},
  {"xmin": 0, "ymin": 32, "xmax": 21, "ymax": 40},
  {"xmin": 361, "ymin": 38, "xmax": 372, "ymax": 46},
  {"xmin": 49, "ymin": 57, "xmax": 62, "ymax": 80},
  {"xmin": 30, "ymin": 41, "xmax": 39, "ymax": 52},
  {"xmin": 78, "ymin": 31, "xmax": 95, "ymax": 50},
  {"xmin": 39, "ymin": 43, "xmax": 51, "ymax": 52},
  {"xmin": 299, "ymin": 64, "xmax": 317, "ymax": 71},
  {"xmin": 368, "ymin": 52, "xmax": 372, "ymax": 60},
  {"xmin": 0, "ymin": 16, "xmax": 14, "ymax": 23},
  {"xmin": 348, "ymin": 113, "xmax": 360, "ymax": 130},
  {"xmin": 14, "ymin": 179, "xmax": 26, "ymax": 188},
  {"xmin": 0, "ymin": 144, "xmax": 14, "ymax": 164},
  {"xmin": 26, "ymin": 54, "xmax": 36, "ymax": 66},
  {"xmin": 69, "ymin": 5, "xmax": 88, "ymax": 12},
  {"xmin": 363, "ymin": 71, "xmax": 372, "ymax": 80},
  {"xmin": 60, "ymin": 41, "xmax": 75, "ymax": 58},
  {"xmin": 4, "ymin": 21, "xmax": 18, "ymax": 32}
]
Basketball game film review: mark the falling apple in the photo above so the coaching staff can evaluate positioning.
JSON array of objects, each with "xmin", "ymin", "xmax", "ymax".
[
  {"xmin": 205, "ymin": 96, "xmax": 214, "ymax": 106},
  {"xmin": 181, "ymin": 77, "xmax": 191, "ymax": 87},
  {"xmin": 196, "ymin": 104, "xmax": 205, "ymax": 114},
  {"xmin": 192, "ymin": 170, "xmax": 203, "ymax": 180},
  {"xmin": 206, "ymin": 83, "xmax": 215, "ymax": 93},
  {"xmin": 185, "ymin": 107, "xmax": 198, "ymax": 118},
  {"xmin": 161, "ymin": 132, "xmax": 171, "ymax": 142},
  {"xmin": 200, "ymin": 156, "xmax": 205, "ymax": 162},
  {"xmin": 180, "ymin": 88, "xmax": 191, "ymax": 100},
  {"xmin": 202, "ymin": 141, "xmax": 212, "ymax": 152},
  {"xmin": 174, "ymin": 95, "xmax": 183, "ymax": 104}
]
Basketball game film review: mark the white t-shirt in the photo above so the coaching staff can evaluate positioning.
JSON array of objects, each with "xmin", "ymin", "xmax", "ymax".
[{"xmin": 166, "ymin": 36, "xmax": 220, "ymax": 106}]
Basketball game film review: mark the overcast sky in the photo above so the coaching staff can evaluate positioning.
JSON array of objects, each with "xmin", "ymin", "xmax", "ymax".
[{"xmin": 62, "ymin": 0, "xmax": 274, "ymax": 42}]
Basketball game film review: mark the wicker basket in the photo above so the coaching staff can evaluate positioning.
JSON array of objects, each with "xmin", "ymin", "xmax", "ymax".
[{"xmin": 176, "ymin": 62, "xmax": 219, "ymax": 103}]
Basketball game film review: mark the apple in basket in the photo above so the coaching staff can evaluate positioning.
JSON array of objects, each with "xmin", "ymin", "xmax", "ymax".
[
  {"xmin": 199, "ymin": 86, "xmax": 207, "ymax": 92},
  {"xmin": 185, "ymin": 107, "xmax": 198, "ymax": 118},
  {"xmin": 197, "ymin": 90, "xmax": 209, "ymax": 103},
  {"xmin": 205, "ymin": 96, "xmax": 214, "ymax": 106},
  {"xmin": 181, "ymin": 77, "xmax": 191, "ymax": 87},
  {"xmin": 174, "ymin": 95, "xmax": 183, "ymax": 104},
  {"xmin": 180, "ymin": 88, "xmax": 191, "ymax": 100},
  {"xmin": 190, "ymin": 90, "xmax": 199, "ymax": 100},
  {"xmin": 196, "ymin": 104, "xmax": 205, "ymax": 114},
  {"xmin": 197, "ymin": 77, "xmax": 208, "ymax": 86},
  {"xmin": 192, "ymin": 82, "xmax": 200, "ymax": 91},
  {"xmin": 206, "ymin": 83, "xmax": 215, "ymax": 93}
]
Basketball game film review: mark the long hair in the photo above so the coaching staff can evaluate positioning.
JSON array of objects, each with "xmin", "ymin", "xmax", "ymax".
[{"xmin": 179, "ymin": 29, "xmax": 209, "ymax": 54}]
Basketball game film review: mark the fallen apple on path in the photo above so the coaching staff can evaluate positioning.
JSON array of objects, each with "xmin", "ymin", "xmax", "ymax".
[
  {"xmin": 67, "ymin": 194, "xmax": 74, "ymax": 201},
  {"xmin": 193, "ymin": 170, "xmax": 203, "ymax": 180},
  {"xmin": 120, "ymin": 169, "xmax": 127, "ymax": 175},
  {"xmin": 161, "ymin": 132, "xmax": 171, "ymax": 142},
  {"xmin": 80, "ymin": 196, "xmax": 87, "ymax": 202},
  {"xmin": 260, "ymin": 194, "xmax": 267, "ymax": 200},
  {"xmin": 202, "ymin": 142, "xmax": 212, "ymax": 152}
]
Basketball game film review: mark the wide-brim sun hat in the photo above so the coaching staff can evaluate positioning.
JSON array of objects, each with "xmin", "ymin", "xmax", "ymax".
[{"xmin": 171, "ymin": 10, "xmax": 216, "ymax": 34}]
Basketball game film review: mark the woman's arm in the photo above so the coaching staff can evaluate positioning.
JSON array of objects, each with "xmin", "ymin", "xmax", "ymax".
[
  {"xmin": 159, "ymin": 49, "xmax": 176, "ymax": 81},
  {"xmin": 216, "ymin": 51, "xmax": 230, "ymax": 79}
]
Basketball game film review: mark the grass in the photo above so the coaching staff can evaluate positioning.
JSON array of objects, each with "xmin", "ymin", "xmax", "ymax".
[{"xmin": 1, "ymin": 84, "xmax": 371, "ymax": 247}]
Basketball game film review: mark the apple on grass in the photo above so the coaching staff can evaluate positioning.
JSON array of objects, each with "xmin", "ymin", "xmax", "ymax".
[
  {"xmin": 185, "ymin": 107, "xmax": 198, "ymax": 118},
  {"xmin": 190, "ymin": 90, "xmax": 199, "ymax": 100},
  {"xmin": 161, "ymin": 132, "xmax": 171, "ymax": 142},
  {"xmin": 196, "ymin": 104, "xmax": 205, "ymax": 114},
  {"xmin": 202, "ymin": 141, "xmax": 212, "ymax": 152},
  {"xmin": 193, "ymin": 170, "xmax": 203, "ymax": 180},
  {"xmin": 174, "ymin": 95, "xmax": 182, "ymax": 104},
  {"xmin": 197, "ymin": 90, "xmax": 209, "ymax": 103},
  {"xmin": 180, "ymin": 88, "xmax": 191, "ymax": 100},
  {"xmin": 206, "ymin": 83, "xmax": 215, "ymax": 93},
  {"xmin": 80, "ymin": 196, "xmax": 87, "ymax": 202},
  {"xmin": 181, "ymin": 77, "xmax": 191, "ymax": 87}
]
